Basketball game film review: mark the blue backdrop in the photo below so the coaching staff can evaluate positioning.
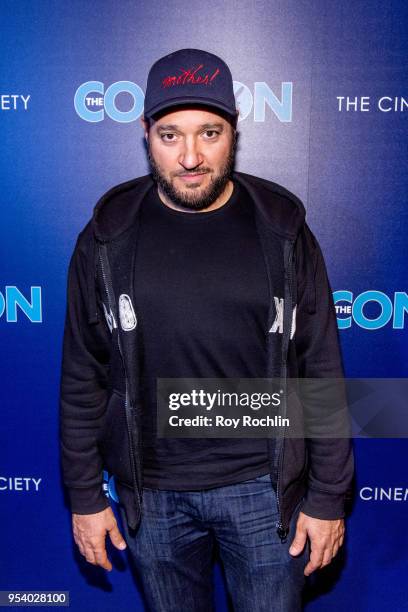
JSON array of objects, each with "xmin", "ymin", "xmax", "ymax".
[{"xmin": 1, "ymin": 1, "xmax": 407, "ymax": 610}]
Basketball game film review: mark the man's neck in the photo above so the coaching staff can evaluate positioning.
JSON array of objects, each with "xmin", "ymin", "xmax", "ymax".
[{"xmin": 157, "ymin": 179, "xmax": 234, "ymax": 213}]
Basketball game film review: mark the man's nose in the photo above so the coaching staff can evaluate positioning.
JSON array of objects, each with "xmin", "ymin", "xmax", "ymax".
[{"xmin": 178, "ymin": 138, "xmax": 203, "ymax": 170}]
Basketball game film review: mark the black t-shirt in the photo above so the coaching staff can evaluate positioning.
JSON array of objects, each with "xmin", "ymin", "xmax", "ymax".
[{"xmin": 134, "ymin": 179, "xmax": 271, "ymax": 489}]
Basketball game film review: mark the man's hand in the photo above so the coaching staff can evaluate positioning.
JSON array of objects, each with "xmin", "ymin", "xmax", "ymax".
[
  {"xmin": 72, "ymin": 507, "xmax": 127, "ymax": 571},
  {"xmin": 288, "ymin": 511, "xmax": 345, "ymax": 576}
]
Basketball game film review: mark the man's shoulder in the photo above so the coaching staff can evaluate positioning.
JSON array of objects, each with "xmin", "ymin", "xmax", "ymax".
[
  {"xmin": 233, "ymin": 171, "xmax": 306, "ymax": 238},
  {"xmin": 96, "ymin": 174, "xmax": 153, "ymax": 203},
  {"xmin": 90, "ymin": 174, "xmax": 154, "ymax": 241},
  {"xmin": 234, "ymin": 171, "xmax": 303, "ymax": 207}
]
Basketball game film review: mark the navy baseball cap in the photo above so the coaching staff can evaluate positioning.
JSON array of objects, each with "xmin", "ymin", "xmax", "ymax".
[{"xmin": 144, "ymin": 48, "xmax": 237, "ymax": 121}]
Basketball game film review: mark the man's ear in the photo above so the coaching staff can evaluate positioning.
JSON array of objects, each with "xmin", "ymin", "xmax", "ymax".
[{"xmin": 140, "ymin": 116, "xmax": 149, "ymax": 141}]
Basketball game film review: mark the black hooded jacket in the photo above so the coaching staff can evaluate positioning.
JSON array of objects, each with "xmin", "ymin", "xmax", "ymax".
[{"xmin": 59, "ymin": 171, "xmax": 354, "ymax": 540}]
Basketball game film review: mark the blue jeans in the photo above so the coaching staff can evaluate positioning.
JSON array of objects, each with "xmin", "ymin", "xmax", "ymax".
[{"xmin": 119, "ymin": 474, "xmax": 308, "ymax": 612}]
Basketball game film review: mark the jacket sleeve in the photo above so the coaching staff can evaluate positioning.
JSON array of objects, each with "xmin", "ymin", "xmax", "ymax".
[
  {"xmin": 59, "ymin": 226, "xmax": 111, "ymax": 514},
  {"xmin": 294, "ymin": 224, "xmax": 354, "ymax": 520}
]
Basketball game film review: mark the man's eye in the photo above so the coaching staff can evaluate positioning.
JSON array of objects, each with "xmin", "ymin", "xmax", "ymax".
[
  {"xmin": 203, "ymin": 130, "xmax": 219, "ymax": 139},
  {"xmin": 161, "ymin": 133, "xmax": 177, "ymax": 142}
]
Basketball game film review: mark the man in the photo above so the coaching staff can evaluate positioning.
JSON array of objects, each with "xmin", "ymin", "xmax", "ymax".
[{"xmin": 60, "ymin": 48, "xmax": 354, "ymax": 611}]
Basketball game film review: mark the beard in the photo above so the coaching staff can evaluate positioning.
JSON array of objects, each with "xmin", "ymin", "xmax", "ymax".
[{"xmin": 148, "ymin": 133, "xmax": 237, "ymax": 211}]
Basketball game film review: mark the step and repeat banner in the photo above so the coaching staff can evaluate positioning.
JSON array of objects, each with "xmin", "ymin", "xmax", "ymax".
[{"xmin": 1, "ymin": 1, "xmax": 407, "ymax": 610}]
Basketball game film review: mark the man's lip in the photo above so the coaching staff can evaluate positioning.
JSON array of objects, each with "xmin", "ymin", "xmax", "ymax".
[{"xmin": 177, "ymin": 172, "xmax": 207, "ymax": 182}]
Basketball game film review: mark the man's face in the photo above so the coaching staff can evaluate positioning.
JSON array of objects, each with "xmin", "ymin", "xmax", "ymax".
[{"xmin": 143, "ymin": 107, "xmax": 237, "ymax": 211}]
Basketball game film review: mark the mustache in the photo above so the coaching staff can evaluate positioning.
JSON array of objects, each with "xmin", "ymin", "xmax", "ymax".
[{"xmin": 172, "ymin": 169, "xmax": 212, "ymax": 177}]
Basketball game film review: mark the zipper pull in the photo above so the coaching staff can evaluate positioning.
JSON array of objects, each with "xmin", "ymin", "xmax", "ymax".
[{"xmin": 276, "ymin": 521, "xmax": 289, "ymax": 542}]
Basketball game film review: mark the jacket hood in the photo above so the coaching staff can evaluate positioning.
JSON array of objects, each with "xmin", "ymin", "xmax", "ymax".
[
  {"xmin": 91, "ymin": 171, "xmax": 306, "ymax": 242},
  {"xmin": 86, "ymin": 171, "xmax": 310, "ymax": 326}
]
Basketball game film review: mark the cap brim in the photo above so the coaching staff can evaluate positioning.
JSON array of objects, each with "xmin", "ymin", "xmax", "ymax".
[{"xmin": 144, "ymin": 96, "xmax": 238, "ymax": 120}]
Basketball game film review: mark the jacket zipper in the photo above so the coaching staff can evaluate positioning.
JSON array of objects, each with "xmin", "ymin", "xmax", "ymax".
[
  {"xmin": 98, "ymin": 242, "xmax": 141, "ymax": 515},
  {"xmin": 275, "ymin": 239, "xmax": 295, "ymax": 542}
]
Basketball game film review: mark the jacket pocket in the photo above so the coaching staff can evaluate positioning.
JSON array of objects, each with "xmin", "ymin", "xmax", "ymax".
[
  {"xmin": 282, "ymin": 437, "xmax": 308, "ymax": 495},
  {"xmin": 280, "ymin": 389, "xmax": 307, "ymax": 492},
  {"xmin": 98, "ymin": 390, "xmax": 133, "ymax": 486}
]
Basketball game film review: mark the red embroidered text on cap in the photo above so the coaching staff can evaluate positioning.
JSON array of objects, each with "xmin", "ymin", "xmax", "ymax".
[{"xmin": 162, "ymin": 65, "xmax": 220, "ymax": 88}]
